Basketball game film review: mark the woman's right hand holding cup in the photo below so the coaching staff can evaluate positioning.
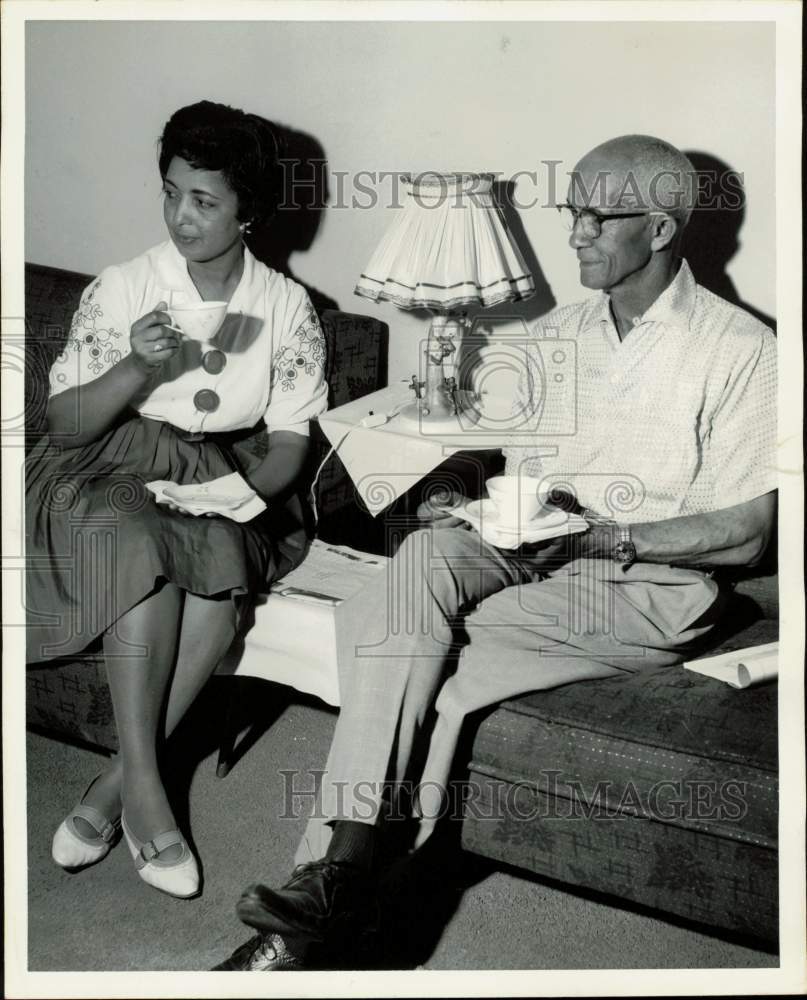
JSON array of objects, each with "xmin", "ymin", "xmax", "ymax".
[{"xmin": 129, "ymin": 301, "xmax": 182, "ymax": 372}]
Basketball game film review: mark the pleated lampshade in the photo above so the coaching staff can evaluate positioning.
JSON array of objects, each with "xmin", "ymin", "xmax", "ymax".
[{"xmin": 354, "ymin": 173, "xmax": 535, "ymax": 310}]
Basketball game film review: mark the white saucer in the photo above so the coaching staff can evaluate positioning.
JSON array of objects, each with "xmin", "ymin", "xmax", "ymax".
[
  {"xmin": 465, "ymin": 499, "xmax": 567, "ymax": 533},
  {"xmin": 456, "ymin": 499, "xmax": 588, "ymax": 550}
]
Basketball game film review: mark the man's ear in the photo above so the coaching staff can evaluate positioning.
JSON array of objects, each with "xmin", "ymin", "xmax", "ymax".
[{"xmin": 650, "ymin": 213, "xmax": 678, "ymax": 252}]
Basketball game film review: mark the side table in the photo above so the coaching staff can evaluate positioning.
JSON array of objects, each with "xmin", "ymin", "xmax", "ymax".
[{"xmin": 316, "ymin": 383, "xmax": 509, "ymax": 518}]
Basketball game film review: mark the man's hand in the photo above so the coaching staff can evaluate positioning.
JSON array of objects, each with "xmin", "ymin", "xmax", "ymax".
[
  {"xmin": 517, "ymin": 534, "xmax": 570, "ymax": 569},
  {"xmin": 416, "ymin": 489, "xmax": 470, "ymax": 530}
]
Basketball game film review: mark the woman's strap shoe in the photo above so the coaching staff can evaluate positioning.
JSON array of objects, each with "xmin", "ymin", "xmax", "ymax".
[
  {"xmin": 121, "ymin": 813, "xmax": 200, "ymax": 899},
  {"xmin": 52, "ymin": 798, "xmax": 121, "ymax": 870}
]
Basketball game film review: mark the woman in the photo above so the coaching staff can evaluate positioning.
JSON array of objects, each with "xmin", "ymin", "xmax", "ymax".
[{"xmin": 26, "ymin": 101, "xmax": 327, "ymax": 898}]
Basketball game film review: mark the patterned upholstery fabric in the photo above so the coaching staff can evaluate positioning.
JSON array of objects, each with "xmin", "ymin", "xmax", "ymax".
[
  {"xmin": 24, "ymin": 262, "xmax": 387, "ymax": 750},
  {"xmin": 462, "ymin": 775, "xmax": 777, "ymax": 942},
  {"xmin": 26, "ymin": 654, "xmax": 117, "ymax": 751},
  {"xmin": 463, "ymin": 587, "xmax": 779, "ymax": 942},
  {"xmin": 24, "ymin": 263, "xmax": 96, "ymax": 449}
]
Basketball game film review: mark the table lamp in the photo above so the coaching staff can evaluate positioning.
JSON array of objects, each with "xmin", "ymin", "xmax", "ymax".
[{"xmin": 355, "ymin": 172, "xmax": 535, "ymax": 428}]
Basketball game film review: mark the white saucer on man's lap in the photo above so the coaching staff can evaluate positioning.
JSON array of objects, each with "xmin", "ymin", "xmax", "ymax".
[
  {"xmin": 465, "ymin": 499, "xmax": 567, "ymax": 532},
  {"xmin": 455, "ymin": 499, "xmax": 588, "ymax": 549}
]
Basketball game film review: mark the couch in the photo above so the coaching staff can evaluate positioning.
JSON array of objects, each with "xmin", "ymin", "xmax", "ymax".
[{"xmin": 23, "ymin": 262, "xmax": 779, "ymax": 947}]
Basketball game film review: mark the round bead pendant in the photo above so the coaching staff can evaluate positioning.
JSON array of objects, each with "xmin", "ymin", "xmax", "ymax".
[
  {"xmin": 193, "ymin": 389, "xmax": 220, "ymax": 413},
  {"xmin": 202, "ymin": 349, "xmax": 227, "ymax": 375}
]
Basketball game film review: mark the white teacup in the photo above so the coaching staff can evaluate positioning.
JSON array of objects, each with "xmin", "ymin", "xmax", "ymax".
[
  {"xmin": 486, "ymin": 475, "xmax": 547, "ymax": 526},
  {"xmin": 167, "ymin": 301, "xmax": 228, "ymax": 343}
]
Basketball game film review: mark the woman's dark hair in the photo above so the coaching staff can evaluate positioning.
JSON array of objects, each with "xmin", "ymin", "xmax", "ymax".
[{"xmin": 159, "ymin": 101, "xmax": 283, "ymax": 225}]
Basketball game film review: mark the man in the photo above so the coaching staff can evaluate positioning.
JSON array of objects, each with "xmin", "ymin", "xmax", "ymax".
[{"xmin": 215, "ymin": 135, "xmax": 777, "ymax": 970}]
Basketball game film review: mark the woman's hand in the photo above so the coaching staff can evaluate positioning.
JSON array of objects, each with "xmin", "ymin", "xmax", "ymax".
[
  {"xmin": 130, "ymin": 301, "xmax": 182, "ymax": 371},
  {"xmin": 158, "ymin": 499, "xmax": 218, "ymax": 518}
]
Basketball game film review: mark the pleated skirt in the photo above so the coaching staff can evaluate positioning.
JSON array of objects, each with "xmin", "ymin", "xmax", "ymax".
[{"xmin": 25, "ymin": 413, "xmax": 309, "ymax": 663}]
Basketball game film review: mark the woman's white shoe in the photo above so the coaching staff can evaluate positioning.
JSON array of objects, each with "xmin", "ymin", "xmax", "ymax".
[
  {"xmin": 52, "ymin": 803, "xmax": 120, "ymax": 869},
  {"xmin": 121, "ymin": 813, "xmax": 200, "ymax": 898}
]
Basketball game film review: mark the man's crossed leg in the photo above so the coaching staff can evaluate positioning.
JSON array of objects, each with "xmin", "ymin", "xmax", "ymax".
[{"xmin": 215, "ymin": 525, "xmax": 719, "ymax": 969}]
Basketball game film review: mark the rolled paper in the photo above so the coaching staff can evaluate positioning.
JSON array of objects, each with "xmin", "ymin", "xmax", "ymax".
[{"xmin": 683, "ymin": 641, "xmax": 778, "ymax": 689}]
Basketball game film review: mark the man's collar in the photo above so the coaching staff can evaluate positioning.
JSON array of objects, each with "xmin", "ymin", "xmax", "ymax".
[{"xmin": 588, "ymin": 258, "xmax": 698, "ymax": 331}]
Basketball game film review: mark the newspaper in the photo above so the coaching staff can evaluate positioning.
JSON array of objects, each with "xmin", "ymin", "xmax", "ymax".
[
  {"xmin": 683, "ymin": 641, "xmax": 778, "ymax": 689},
  {"xmin": 271, "ymin": 540, "xmax": 387, "ymax": 605}
]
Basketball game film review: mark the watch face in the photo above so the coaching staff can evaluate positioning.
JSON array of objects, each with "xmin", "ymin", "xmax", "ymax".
[{"xmin": 614, "ymin": 540, "xmax": 637, "ymax": 564}]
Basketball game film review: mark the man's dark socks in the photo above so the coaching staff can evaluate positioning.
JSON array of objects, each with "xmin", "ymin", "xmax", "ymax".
[{"xmin": 325, "ymin": 820, "xmax": 377, "ymax": 871}]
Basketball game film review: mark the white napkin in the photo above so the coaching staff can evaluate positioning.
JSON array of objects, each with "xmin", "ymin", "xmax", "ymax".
[{"xmin": 146, "ymin": 471, "xmax": 266, "ymax": 523}]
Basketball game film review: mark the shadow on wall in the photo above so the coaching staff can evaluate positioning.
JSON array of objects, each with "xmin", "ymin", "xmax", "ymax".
[
  {"xmin": 454, "ymin": 180, "xmax": 556, "ymax": 387},
  {"xmin": 493, "ymin": 178, "xmax": 555, "ymax": 326},
  {"xmin": 246, "ymin": 123, "xmax": 339, "ymax": 315},
  {"xmin": 683, "ymin": 151, "xmax": 777, "ymax": 333}
]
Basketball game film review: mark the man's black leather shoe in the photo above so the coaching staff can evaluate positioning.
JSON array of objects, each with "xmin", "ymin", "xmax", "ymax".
[
  {"xmin": 212, "ymin": 932, "xmax": 305, "ymax": 971},
  {"xmin": 236, "ymin": 860, "xmax": 378, "ymax": 946}
]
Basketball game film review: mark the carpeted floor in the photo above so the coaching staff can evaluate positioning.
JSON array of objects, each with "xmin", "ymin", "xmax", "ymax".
[{"xmin": 26, "ymin": 679, "xmax": 777, "ymax": 973}]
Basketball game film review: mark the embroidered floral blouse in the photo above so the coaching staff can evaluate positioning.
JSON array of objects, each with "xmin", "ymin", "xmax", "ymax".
[{"xmin": 48, "ymin": 241, "xmax": 328, "ymax": 436}]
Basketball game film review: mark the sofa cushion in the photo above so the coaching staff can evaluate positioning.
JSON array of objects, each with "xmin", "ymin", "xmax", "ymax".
[
  {"xmin": 469, "ymin": 662, "xmax": 777, "ymax": 847},
  {"xmin": 463, "ymin": 593, "xmax": 779, "ymax": 941},
  {"xmin": 461, "ymin": 772, "xmax": 778, "ymax": 942},
  {"xmin": 26, "ymin": 654, "xmax": 118, "ymax": 751},
  {"xmin": 731, "ymin": 572, "xmax": 779, "ymax": 621}
]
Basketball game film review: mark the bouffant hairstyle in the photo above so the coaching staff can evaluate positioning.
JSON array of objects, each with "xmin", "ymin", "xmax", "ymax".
[{"xmin": 158, "ymin": 101, "xmax": 283, "ymax": 226}]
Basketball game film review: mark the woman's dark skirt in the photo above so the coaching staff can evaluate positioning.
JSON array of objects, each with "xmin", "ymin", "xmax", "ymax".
[{"xmin": 25, "ymin": 414, "xmax": 310, "ymax": 663}]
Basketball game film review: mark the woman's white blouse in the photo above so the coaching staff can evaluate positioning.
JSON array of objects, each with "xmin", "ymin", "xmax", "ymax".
[{"xmin": 49, "ymin": 241, "xmax": 328, "ymax": 436}]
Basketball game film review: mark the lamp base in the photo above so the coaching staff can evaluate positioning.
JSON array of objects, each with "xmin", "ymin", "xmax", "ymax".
[{"xmin": 396, "ymin": 392, "xmax": 482, "ymax": 434}]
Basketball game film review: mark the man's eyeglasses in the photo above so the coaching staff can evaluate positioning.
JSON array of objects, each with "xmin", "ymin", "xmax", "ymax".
[{"xmin": 556, "ymin": 204, "xmax": 661, "ymax": 238}]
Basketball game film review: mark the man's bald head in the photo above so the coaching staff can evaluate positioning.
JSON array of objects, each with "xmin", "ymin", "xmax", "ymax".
[{"xmin": 571, "ymin": 135, "xmax": 697, "ymax": 230}]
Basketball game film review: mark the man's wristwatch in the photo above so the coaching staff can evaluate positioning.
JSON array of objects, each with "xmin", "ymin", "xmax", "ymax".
[{"xmin": 613, "ymin": 525, "xmax": 637, "ymax": 568}]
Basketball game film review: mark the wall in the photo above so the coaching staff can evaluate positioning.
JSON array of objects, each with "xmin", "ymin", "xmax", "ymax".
[{"xmin": 25, "ymin": 19, "xmax": 775, "ymax": 384}]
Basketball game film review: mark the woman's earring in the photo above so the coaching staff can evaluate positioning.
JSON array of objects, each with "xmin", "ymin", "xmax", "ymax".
[{"xmin": 239, "ymin": 219, "xmax": 253, "ymax": 236}]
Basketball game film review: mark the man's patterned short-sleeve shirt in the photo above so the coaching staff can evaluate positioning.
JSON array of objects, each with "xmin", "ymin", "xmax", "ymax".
[{"xmin": 503, "ymin": 259, "xmax": 777, "ymax": 523}]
